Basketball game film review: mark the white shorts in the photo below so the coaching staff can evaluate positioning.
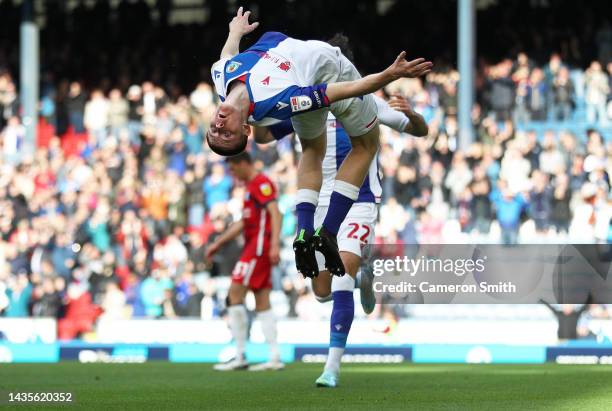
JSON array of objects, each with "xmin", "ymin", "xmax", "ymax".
[
  {"xmin": 313, "ymin": 202, "xmax": 378, "ymax": 272},
  {"xmin": 289, "ymin": 41, "xmax": 378, "ymax": 140}
]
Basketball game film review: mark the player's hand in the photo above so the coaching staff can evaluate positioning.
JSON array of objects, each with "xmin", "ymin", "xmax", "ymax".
[
  {"xmin": 229, "ymin": 7, "xmax": 259, "ymax": 36},
  {"xmin": 385, "ymin": 52, "xmax": 433, "ymax": 80},
  {"xmin": 388, "ymin": 93, "xmax": 415, "ymax": 116},
  {"xmin": 269, "ymin": 244, "xmax": 280, "ymax": 266}
]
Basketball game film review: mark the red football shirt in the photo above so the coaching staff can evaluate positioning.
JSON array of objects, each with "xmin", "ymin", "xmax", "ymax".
[{"xmin": 243, "ymin": 173, "xmax": 277, "ymax": 252}]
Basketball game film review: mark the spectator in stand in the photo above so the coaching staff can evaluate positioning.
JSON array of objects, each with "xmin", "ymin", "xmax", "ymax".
[
  {"xmin": 551, "ymin": 67, "xmax": 574, "ymax": 121},
  {"xmin": 585, "ymin": 61, "xmax": 610, "ymax": 125},
  {"xmin": 51, "ymin": 232, "xmax": 76, "ymax": 281},
  {"xmin": 127, "ymin": 85, "xmax": 144, "ymax": 146},
  {"xmin": 490, "ymin": 180, "xmax": 527, "ymax": 244},
  {"xmin": 108, "ymin": 88, "xmax": 129, "ymax": 139},
  {"xmin": 67, "ymin": 82, "xmax": 87, "ymax": 134},
  {"xmin": 190, "ymin": 82, "xmax": 215, "ymax": 118},
  {"xmin": 100, "ymin": 282, "xmax": 127, "ymax": 320},
  {"xmin": 539, "ymin": 131, "xmax": 565, "ymax": 175},
  {"xmin": 500, "ymin": 142, "xmax": 531, "ymax": 194},
  {"xmin": 514, "ymin": 78, "xmax": 531, "ymax": 124},
  {"xmin": 488, "ymin": 61, "xmax": 515, "ymax": 121},
  {"xmin": 184, "ymin": 167, "xmax": 206, "ymax": 227},
  {"xmin": 4, "ymin": 273, "xmax": 32, "ymax": 317},
  {"xmin": 527, "ymin": 67, "xmax": 548, "ymax": 121},
  {"xmin": 0, "ymin": 73, "xmax": 19, "ymax": 130},
  {"xmin": 551, "ymin": 172, "xmax": 572, "ymax": 234},
  {"xmin": 543, "ymin": 53, "xmax": 563, "ymax": 95},
  {"xmin": 1, "ymin": 116, "xmax": 25, "ymax": 165},
  {"xmin": 469, "ymin": 165, "xmax": 492, "ymax": 234},
  {"xmin": 84, "ymin": 89, "xmax": 110, "ymax": 147},
  {"xmin": 528, "ymin": 170, "xmax": 553, "ymax": 234},
  {"xmin": 204, "ymin": 163, "xmax": 232, "ymax": 211},
  {"xmin": 124, "ymin": 272, "xmax": 145, "ymax": 317},
  {"xmin": 181, "ymin": 117, "xmax": 204, "ymax": 156},
  {"xmin": 393, "ymin": 164, "xmax": 420, "ymax": 206},
  {"xmin": 141, "ymin": 81, "xmax": 158, "ymax": 125},
  {"xmin": 187, "ymin": 232, "xmax": 207, "ymax": 274},
  {"xmin": 167, "ymin": 136, "xmax": 188, "ymax": 177},
  {"xmin": 57, "ymin": 283, "xmax": 101, "ymax": 340},
  {"xmin": 32, "ymin": 277, "xmax": 62, "ymax": 318},
  {"xmin": 140, "ymin": 268, "xmax": 172, "ymax": 318},
  {"xmin": 444, "ymin": 152, "xmax": 473, "ymax": 206}
]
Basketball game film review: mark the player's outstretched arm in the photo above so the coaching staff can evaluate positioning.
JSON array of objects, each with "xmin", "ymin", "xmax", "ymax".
[
  {"xmin": 374, "ymin": 94, "xmax": 428, "ymax": 137},
  {"xmin": 326, "ymin": 52, "xmax": 432, "ymax": 104},
  {"xmin": 220, "ymin": 7, "xmax": 260, "ymax": 59},
  {"xmin": 388, "ymin": 93, "xmax": 429, "ymax": 136}
]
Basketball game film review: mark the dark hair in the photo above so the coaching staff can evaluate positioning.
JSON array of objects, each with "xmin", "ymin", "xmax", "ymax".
[
  {"xmin": 327, "ymin": 33, "xmax": 354, "ymax": 61},
  {"xmin": 225, "ymin": 151, "xmax": 252, "ymax": 164},
  {"xmin": 206, "ymin": 131, "xmax": 248, "ymax": 156}
]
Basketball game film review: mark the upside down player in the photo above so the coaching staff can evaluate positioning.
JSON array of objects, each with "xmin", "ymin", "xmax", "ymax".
[
  {"xmin": 255, "ymin": 91, "xmax": 428, "ymax": 386},
  {"xmin": 206, "ymin": 152, "xmax": 283, "ymax": 371},
  {"xmin": 207, "ymin": 8, "xmax": 432, "ymax": 281}
]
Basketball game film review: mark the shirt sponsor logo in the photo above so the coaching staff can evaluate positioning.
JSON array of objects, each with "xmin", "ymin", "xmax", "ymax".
[
  {"xmin": 262, "ymin": 52, "xmax": 281, "ymax": 64},
  {"xmin": 226, "ymin": 61, "xmax": 242, "ymax": 73},
  {"xmin": 290, "ymin": 96, "xmax": 313, "ymax": 112},
  {"xmin": 276, "ymin": 101, "xmax": 288, "ymax": 110},
  {"xmin": 278, "ymin": 61, "xmax": 291, "ymax": 72},
  {"xmin": 261, "ymin": 76, "xmax": 270, "ymax": 85}
]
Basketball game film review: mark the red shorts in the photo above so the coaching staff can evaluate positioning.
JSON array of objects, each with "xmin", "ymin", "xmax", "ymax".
[{"xmin": 231, "ymin": 241, "xmax": 272, "ymax": 290}]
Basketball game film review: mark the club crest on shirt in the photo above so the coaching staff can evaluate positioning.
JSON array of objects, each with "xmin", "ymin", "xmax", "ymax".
[
  {"xmin": 290, "ymin": 96, "xmax": 312, "ymax": 112},
  {"xmin": 278, "ymin": 61, "xmax": 291, "ymax": 72},
  {"xmin": 226, "ymin": 61, "xmax": 242, "ymax": 73},
  {"xmin": 259, "ymin": 183, "xmax": 272, "ymax": 196}
]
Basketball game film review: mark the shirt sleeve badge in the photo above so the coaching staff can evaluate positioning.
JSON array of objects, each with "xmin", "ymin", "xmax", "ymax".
[{"xmin": 259, "ymin": 182, "xmax": 273, "ymax": 196}]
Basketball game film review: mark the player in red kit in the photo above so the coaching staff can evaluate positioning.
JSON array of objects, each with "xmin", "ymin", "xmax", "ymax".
[{"xmin": 206, "ymin": 152, "xmax": 283, "ymax": 371}]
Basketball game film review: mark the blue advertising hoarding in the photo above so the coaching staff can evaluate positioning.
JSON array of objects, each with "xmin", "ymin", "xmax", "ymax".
[{"xmin": 2, "ymin": 342, "xmax": 612, "ymax": 364}]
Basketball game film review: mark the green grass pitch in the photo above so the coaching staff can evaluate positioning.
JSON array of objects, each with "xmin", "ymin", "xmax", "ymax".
[{"xmin": 1, "ymin": 363, "xmax": 611, "ymax": 410}]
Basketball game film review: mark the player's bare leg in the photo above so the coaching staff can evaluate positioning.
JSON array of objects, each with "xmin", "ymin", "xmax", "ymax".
[
  {"xmin": 315, "ymin": 126, "xmax": 380, "ymax": 276},
  {"xmin": 293, "ymin": 133, "xmax": 326, "ymax": 278},
  {"xmin": 312, "ymin": 271, "xmax": 333, "ymax": 301},
  {"xmin": 338, "ymin": 127, "xmax": 381, "ymax": 187},
  {"xmin": 214, "ymin": 283, "xmax": 249, "ymax": 371},
  {"xmin": 248, "ymin": 288, "xmax": 284, "ymax": 371}
]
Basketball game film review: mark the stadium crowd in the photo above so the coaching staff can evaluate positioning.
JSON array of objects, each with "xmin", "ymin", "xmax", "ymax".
[{"xmin": 0, "ymin": 1, "xmax": 611, "ymax": 338}]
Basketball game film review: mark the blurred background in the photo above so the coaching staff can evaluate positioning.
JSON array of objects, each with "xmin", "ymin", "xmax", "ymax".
[{"xmin": 0, "ymin": 0, "xmax": 611, "ymax": 364}]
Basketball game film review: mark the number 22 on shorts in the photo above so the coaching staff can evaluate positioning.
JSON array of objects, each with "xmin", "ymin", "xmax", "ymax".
[{"xmin": 346, "ymin": 223, "xmax": 371, "ymax": 244}]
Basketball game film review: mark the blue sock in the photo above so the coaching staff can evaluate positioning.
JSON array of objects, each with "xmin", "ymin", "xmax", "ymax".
[
  {"xmin": 323, "ymin": 191, "xmax": 356, "ymax": 235},
  {"xmin": 329, "ymin": 290, "xmax": 354, "ymax": 349},
  {"xmin": 296, "ymin": 189, "xmax": 318, "ymax": 236},
  {"xmin": 296, "ymin": 202, "xmax": 316, "ymax": 234}
]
